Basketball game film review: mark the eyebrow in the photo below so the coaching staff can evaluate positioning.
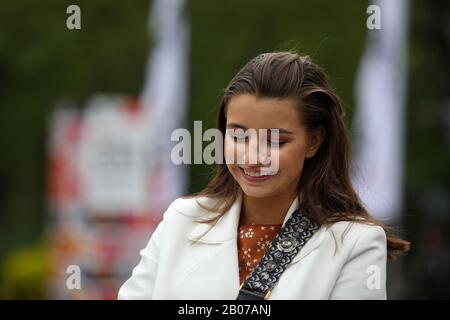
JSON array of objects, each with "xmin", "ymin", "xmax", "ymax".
[{"xmin": 226, "ymin": 122, "xmax": 293, "ymax": 134}]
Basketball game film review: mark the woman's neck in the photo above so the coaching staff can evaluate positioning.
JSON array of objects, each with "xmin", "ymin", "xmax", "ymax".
[{"xmin": 240, "ymin": 193, "xmax": 298, "ymax": 225}]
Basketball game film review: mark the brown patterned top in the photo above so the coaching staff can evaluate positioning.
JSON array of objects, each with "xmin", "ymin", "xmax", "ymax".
[{"xmin": 237, "ymin": 222, "xmax": 283, "ymax": 284}]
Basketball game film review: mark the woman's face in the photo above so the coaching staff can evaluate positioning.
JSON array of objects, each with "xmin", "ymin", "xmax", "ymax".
[{"xmin": 225, "ymin": 94, "xmax": 322, "ymax": 200}]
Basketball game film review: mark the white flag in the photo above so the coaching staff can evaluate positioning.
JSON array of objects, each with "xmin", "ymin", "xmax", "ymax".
[
  {"xmin": 352, "ymin": 0, "xmax": 409, "ymax": 221},
  {"xmin": 140, "ymin": 0, "xmax": 190, "ymax": 210}
]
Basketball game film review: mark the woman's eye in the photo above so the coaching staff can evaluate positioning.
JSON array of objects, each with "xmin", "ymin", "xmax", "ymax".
[
  {"xmin": 230, "ymin": 135, "xmax": 247, "ymax": 142},
  {"xmin": 269, "ymin": 140, "xmax": 286, "ymax": 147},
  {"xmin": 228, "ymin": 133, "xmax": 285, "ymax": 146}
]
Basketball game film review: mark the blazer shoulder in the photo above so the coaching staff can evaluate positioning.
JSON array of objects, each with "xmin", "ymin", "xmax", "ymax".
[
  {"xmin": 324, "ymin": 220, "xmax": 387, "ymax": 253},
  {"xmin": 327, "ymin": 220, "xmax": 386, "ymax": 237}
]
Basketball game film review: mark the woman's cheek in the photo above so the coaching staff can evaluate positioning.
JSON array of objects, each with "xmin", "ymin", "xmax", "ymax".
[
  {"xmin": 266, "ymin": 147, "xmax": 280, "ymax": 173},
  {"xmin": 224, "ymin": 136, "xmax": 235, "ymax": 165},
  {"xmin": 281, "ymin": 146, "xmax": 305, "ymax": 176}
]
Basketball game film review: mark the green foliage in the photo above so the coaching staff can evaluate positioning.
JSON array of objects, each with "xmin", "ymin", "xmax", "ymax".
[{"xmin": 0, "ymin": 242, "xmax": 49, "ymax": 299}]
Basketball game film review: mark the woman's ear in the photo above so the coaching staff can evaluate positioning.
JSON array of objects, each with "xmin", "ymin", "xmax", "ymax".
[{"xmin": 306, "ymin": 127, "xmax": 325, "ymax": 158}]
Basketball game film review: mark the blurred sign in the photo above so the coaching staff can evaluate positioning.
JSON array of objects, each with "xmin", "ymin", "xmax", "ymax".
[
  {"xmin": 47, "ymin": 96, "xmax": 163, "ymax": 299},
  {"xmin": 78, "ymin": 97, "xmax": 152, "ymax": 214}
]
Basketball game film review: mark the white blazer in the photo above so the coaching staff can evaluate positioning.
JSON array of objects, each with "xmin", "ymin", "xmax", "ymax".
[{"xmin": 118, "ymin": 192, "xmax": 387, "ymax": 300}]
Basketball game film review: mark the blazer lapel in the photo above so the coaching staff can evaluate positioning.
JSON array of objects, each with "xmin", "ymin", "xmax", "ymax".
[
  {"xmin": 170, "ymin": 192, "xmax": 323, "ymax": 298},
  {"xmin": 173, "ymin": 192, "xmax": 243, "ymax": 299}
]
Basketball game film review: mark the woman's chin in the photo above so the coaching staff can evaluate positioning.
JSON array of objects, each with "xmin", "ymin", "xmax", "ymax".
[{"xmin": 240, "ymin": 185, "xmax": 276, "ymax": 199}]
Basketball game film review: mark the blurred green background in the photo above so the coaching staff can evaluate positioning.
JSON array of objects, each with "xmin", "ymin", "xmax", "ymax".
[{"xmin": 0, "ymin": 0, "xmax": 449, "ymax": 299}]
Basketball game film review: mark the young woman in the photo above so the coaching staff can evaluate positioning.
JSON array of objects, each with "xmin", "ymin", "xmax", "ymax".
[{"xmin": 118, "ymin": 52, "xmax": 410, "ymax": 300}]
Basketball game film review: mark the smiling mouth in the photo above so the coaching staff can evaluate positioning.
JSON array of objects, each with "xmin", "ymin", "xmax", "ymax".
[{"xmin": 238, "ymin": 167, "xmax": 277, "ymax": 177}]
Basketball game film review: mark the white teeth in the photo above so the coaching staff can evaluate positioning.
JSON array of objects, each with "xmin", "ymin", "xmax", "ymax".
[
  {"xmin": 242, "ymin": 168, "xmax": 276, "ymax": 177},
  {"xmin": 245, "ymin": 171, "xmax": 261, "ymax": 177}
]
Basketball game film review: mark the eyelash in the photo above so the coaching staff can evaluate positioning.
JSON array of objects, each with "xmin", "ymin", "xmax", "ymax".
[{"xmin": 229, "ymin": 135, "xmax": 286, "ymax": 147}]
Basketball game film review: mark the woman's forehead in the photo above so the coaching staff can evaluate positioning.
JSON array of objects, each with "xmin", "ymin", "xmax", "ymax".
[{"xmin": 226, "ymin": 94, "xmax": 303, "ymax": 130}]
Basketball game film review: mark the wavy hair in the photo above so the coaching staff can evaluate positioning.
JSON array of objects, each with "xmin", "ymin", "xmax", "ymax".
[{"xmin": 187, "ymin": 51, "xmax": 410, "ymax": 260}]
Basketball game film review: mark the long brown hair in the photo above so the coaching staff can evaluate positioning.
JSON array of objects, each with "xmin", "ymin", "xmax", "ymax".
[{"xmin": 188, "ymin": 51, "xmax": 410, "ymax": 260}]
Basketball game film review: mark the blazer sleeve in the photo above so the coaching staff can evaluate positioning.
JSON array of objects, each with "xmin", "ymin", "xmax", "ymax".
[
  {"xmin": 329, "ymin": 224, "xmax": 387, "ymax": 300},
  {"xmin": 117, "ymin": 217, "xmax": 165, "ymax": 300}
]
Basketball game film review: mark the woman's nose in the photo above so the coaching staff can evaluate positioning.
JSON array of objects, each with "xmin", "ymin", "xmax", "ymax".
[{"xmin": 241, "ymin": 138, "xmax": 270, "ymax": 166}]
